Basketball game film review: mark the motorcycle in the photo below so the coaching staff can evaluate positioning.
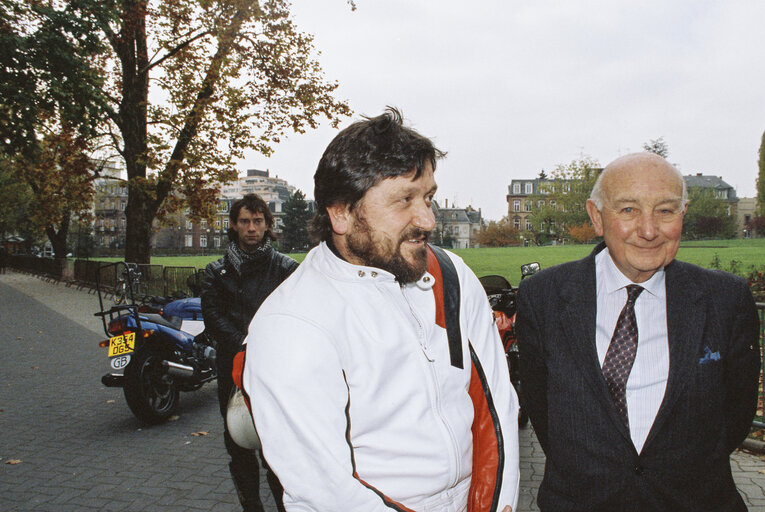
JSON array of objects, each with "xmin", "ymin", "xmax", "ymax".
[
  {"xmin": 95, "ymin": 262, "xmax": 216, "ymax": 424},
  {"xmin": 480, "ymin": 262, "xmax": 540, "ymax": 428}
]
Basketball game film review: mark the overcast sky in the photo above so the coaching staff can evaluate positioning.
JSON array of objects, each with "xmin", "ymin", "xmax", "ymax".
[{"xmin": 240, "ymin": 0, "xmax": 765, "ymax": 221}]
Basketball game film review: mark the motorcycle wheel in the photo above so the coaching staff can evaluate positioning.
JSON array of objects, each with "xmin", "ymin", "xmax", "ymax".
[
  {"xmin": 506, "ymin": 347, "xmax": 529, "ymax": 428},
  {"xmin": 123, "ymin": 347, "xmax": 179, "ymax": 424}
]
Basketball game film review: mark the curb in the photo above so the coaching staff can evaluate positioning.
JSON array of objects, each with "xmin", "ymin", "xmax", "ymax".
[{"xmin": 741, "ymin": 438, "xmax": 765, "ymax": 454}]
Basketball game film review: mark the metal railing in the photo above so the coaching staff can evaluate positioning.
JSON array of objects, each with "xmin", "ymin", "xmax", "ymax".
[{"xmin": 8, "ymin": 255, "xmax": 204, "ymax": 299}]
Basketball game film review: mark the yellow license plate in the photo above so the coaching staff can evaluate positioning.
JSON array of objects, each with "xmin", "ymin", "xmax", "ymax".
[{"xmin": 108, "ymin": 333, "xmax": 135, "ymax": 357}]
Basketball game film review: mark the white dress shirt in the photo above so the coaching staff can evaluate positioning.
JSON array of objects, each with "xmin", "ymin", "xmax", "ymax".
[{"xmin": 595, "ymin": 248, "xmax": 670, "ymax": 453}]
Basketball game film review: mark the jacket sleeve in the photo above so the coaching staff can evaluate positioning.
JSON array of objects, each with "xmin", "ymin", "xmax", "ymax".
[
  {"xmin": 243, "ymin": 313, "xmax": 408, "ymax": 512},
  {"xmin": 723, "ymin": 278, "xmax": 761, "ymax": 453},
  {"xmin": 200, "ymin": 262, "xmax": 245, "ymax": 348},
  {"xmin": 515, "ymin": 278, "xmax": 550, "ymax": 453},
  {"xmin": 459, "ymin": 261, "xmax": 520, "ymax": 512}
]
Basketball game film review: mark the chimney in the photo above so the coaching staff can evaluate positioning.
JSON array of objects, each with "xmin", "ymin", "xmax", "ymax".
[{"xmin": 445, "ymin": 198, "xmax": 448, "ymax": 208}]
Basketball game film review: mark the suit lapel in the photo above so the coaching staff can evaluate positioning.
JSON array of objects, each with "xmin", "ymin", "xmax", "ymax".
[
  {"xmin": 557, "ymin": 244, "xmax": 634, "ymax": 440},
  {"xmin": 642, "ymin": 261, "xmax": 705, "ymax": 448}
]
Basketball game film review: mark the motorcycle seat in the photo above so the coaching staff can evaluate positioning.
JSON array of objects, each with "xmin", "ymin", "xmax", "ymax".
[{"xmin": 139, "ymin": 312, "xmax": 182, "ymax": 330}]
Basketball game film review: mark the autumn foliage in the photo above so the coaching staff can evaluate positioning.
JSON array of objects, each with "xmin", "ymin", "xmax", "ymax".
[
  {"xmin": 476, "ymin": 219, "xmax": 522, "ymax": 247},
  {"xmin": 567, "ymin": 222, "xmax": 597, "ymax": 243}
]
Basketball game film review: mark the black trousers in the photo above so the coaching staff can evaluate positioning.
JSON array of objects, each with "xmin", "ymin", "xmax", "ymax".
[{"xmin": 217, "ymin": 349, "xmax": 285, "ymax": 512}]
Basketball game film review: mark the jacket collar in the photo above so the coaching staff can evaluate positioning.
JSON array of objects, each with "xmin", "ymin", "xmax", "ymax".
[
  {"xmin": 226, "ymin": 239, "xmax": 272, "ymax": 276},
  {"xmin": 309, "ymin": 242, "xmax": 435, "ymax": 291}
]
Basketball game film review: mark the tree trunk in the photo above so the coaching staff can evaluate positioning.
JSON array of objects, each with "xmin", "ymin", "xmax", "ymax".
[
  {"xmin": 118, "ymin": 0, "xmax": 152, "ymax": 263},
  {"xmin": 45, "ymin": 210, "xmax": 70, "ymax": 259},
  {"xmin": 124, "ymin": 187, "xmax": 154, "ymax": 263}
]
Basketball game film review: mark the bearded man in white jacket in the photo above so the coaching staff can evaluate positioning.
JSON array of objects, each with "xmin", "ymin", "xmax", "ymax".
[{"xmin": 242, "ymin": 107, "xmax": 520, "ymax": 512}]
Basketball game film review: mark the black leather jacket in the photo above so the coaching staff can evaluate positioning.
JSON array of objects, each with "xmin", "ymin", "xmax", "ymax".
[{"xmin": 201, "ymin": 244, "xmax": 298, "ymax": 355}]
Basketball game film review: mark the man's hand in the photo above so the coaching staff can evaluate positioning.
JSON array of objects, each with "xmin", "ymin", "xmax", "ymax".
[{"xmin": 501, "ymin": 507, "xmax": 513, "ymax": 512}]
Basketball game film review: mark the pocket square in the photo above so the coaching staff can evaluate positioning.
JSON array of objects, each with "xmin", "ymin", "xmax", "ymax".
[{"xmin": 699, "ymin": 346, "xmax": 721, "ymax": 364}]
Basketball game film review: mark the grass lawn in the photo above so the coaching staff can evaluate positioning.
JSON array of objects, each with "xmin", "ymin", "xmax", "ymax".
[
  {"xmin": 97, "ymin": 237, "xmax": 765, "ymax": 285},
  {"xmin": 454, "ymin": 237, "xmax": 765, "ymax": 284}
]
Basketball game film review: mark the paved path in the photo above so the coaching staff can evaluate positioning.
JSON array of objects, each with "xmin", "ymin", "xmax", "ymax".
[{"xmin": 1, "ymin": 270, "xmax": 763, "ymax": 511}]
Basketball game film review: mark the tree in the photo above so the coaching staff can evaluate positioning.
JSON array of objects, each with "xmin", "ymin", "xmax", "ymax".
[
  {"xmin": 527, "ymin": 156, "xmax": 600, "ymax": 242},
  {"xmin": 70, "ymin": 0, "xmax": 352, "ymax": 263},
  {"xmin": 683, "ymin": 187, "xmax": 738, "ymax": 240},
  {"xmin": 757, "ymin": 130, "xmax": 765, "ymax": 216},
  {"xmin": 432, "ymin": 226, "xmax": 456, "ymax": 248},
  {"xmin": 280, "ymin": 189, "xmax": 311, "ymax": 252},
  {"xmin": 0, "ymin": 153, "xmax": 37, "ymax": 244},
  {"xmin": 746, "ymin": 216, "xmax": 765, "ymax": 237},
  {"xmin": 11, "ymin": 128, "xmax": 100, "ymax": 258},
  {"xmin": 1, "ymin": 0, "xmax": 111, "ymax": 258},
  {"xmin": 643, "ymin": 137, "xmax": 669, "ymax": 158},
  {"xmin": 567, "ymin": 222, "xmax": 597, "ymax": 243},
  {"xmin": 475, "ymin": 218, "xmax": 521, "ymax": 247}
]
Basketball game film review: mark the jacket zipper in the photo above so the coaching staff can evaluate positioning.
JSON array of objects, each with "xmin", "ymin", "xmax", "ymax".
[{"xmin": 400, "ymin": 286, "xmax": 461, "ymax": 487}]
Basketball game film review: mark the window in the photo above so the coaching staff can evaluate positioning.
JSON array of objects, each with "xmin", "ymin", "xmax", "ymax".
[
  {"xmin": 514, "ymin": 217, "xmax": 521, "ymax": 229},
  {"xmin": 550, "ymin": 200, "xmax": 556, "ymax": 208},
  {"xmin": 538, "ymin": 200, "xmax": 545, "ymax": 207},
  {"xmin": 223, "ymin": 218, "xmax": 229, "ymax": 229},
  {"xmin": 120, "ymin": 201, "xmax": 126, "ymax": 211},
  {"xmin": 214, "ymin": 236, "xmax": 221, "ymax": 248},
  {"xmin": 513, "ymin": 200, "xmax": 521, "ymax": 212},
  {"xmin": 563, "ymin": 183, "xmax": 570, "ymax": 193},
  {"xmin": 525, "ymin": 220, "xmax": 533, "ymax": 231},
  {"xmin": 215, "ymin": 220, "xmax": 221, "ymax": 229},
  {"xmin": 185, "ymin": 235, "xmax": 192, "ymax": 247},
  {"xmin": 525, "ymin": 183, "xmax": 533, "ymax": 194},
  {"xmin": 525, "ymin": 201, "xmax": 532, "ymax": 212},
  {"xmin": 200, "ymin": 235, "xmax": 207, "ymax": 247},
  {"xmin": 513, "ymin": 183, "xmax": 521, "ymax": 194},
  {"xmin": 186, "ymin": 220, "xmax": 193, "ymax": 229}
]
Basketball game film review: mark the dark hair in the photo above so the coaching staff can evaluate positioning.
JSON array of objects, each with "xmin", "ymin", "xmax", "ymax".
[
  {"xmin": 310, "ymin": 107, "xmax": 445, "ymax": 242},
  {"xmin": 227, "ymin": 193, "xmax": 275, "ymax": 242}
]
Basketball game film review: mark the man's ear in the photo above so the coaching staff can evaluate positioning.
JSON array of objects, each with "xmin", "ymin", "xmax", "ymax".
[
  {"xmin": 327, "ymin": 203, "xmax": 352, "ymax": 235},
  {"xmin": 586, "ymin": 199, "xmax": 604, "ymax": 237}
]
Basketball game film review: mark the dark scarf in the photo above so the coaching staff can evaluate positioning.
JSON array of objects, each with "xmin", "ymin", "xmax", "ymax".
[{"xmin": 227, "ymin": 238, "xmax": 272, "ymax": 275}]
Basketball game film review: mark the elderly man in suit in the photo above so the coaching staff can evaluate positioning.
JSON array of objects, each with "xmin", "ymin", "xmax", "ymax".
[{"xmin": 516, "ymin": 152, "xmax": 760, "ymax": 511}]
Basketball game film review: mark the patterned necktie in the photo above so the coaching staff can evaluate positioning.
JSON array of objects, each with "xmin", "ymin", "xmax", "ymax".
[{"xmin": 602, "ymin": 284, "xmax": 644, "ymax": 429}]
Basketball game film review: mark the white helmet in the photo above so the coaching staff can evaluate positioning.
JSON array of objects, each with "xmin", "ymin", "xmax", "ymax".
[{"xmin": 226, "ymin": 387, "xmax": 261, "ymax": 450}]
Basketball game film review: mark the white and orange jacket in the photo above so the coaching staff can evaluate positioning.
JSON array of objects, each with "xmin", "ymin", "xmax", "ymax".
[{"xmin": 242, "ymin": 242, "xmax": 520, "ymax": 512}]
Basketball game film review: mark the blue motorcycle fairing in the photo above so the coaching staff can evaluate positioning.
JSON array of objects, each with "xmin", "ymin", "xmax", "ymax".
[{"xmin": 121, "ymin": 314, "xmax": 195, "ymax": 353}]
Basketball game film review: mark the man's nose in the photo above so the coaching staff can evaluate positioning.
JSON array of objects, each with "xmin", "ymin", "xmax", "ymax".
[
  {"xmin": 412, "ymin": 201, "xmax": 436, "ymax": 231},
  {"xmin": 636, "ymin": 211, "xmax": 658, "ymax": 239}
]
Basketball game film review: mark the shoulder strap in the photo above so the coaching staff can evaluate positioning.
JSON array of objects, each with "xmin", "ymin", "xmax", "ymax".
[{"xmin": 426, "ymin": 244, "xmax": 463, "ymax": 369}]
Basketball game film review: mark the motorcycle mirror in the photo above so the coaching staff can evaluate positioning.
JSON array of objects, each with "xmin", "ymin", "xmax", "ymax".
[{"xmin": 520, "ymin": 262, "xmax": 540, "ymax": 277}]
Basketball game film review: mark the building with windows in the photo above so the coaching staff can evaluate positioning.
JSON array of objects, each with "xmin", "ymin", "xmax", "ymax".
[
  {"xmin": 506, "ymin": 178, "xmax": 545, "ymax": 232},
  {"xmin": 151, "ymin": 169, "xmax": 303, "ymax": 253},
  {"xmin": 737, "ymin": 197, "xmax": 757, "ymax": 237},
  {"xmin": 90, "ymin": 163, "xmax": 306, "ymax": 254},
  {"xmin": 93, "ymin": 161, "xmax": 129, "ymax": 249},
  {"xmin": 683, "ymin": 173, "xmax": 739, "ymax": 213},
  {"xmin": 432, "ymin": 200, "xmax": 483, "ymax": 248},
  {"xmin": 220, "ymin": 169, "xmax": 296, "ymax": 233}
]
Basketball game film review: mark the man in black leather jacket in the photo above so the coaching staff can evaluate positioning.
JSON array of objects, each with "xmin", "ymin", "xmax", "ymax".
[{"xmin": 201, "ymin": 194, "xmax": 298, "ymax": 512}]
